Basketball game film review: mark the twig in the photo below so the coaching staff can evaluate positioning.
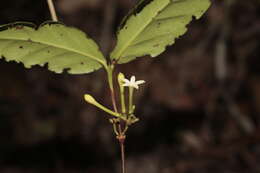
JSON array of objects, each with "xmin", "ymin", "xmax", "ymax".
[
  {"xmin": 47, "ymin": 0, "xmax": 58, "ymax": 21},
  {"xmin": 102, "ymin": 0, "xmax": 127, "ymax": 171},
  {"xmin": 214, "ymin": 0, "xmax": 254, "ymax": 134},
  {"xmin": 117, "ymin": 124, "xmax": 126, "ymax": 173},
  {"xmin": 107, "ymin": 66, "xmax": 126, "ymax": 173},
  {"xmin": 110, "ymin": 81, "xmax": 127, "ymax": 173},
  {"xmin": 224, "ymin": 94, "xmax": 254, "ymax": 134}
]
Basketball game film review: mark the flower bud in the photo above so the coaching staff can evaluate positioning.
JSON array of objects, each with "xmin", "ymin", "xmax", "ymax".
[
  {"xmin": 118, "ymin": 72, "xmax": 125, "ymax": 85},
  {"xmin": 84, "ymin": 94, "xmax": 96, "ymax": 104}
]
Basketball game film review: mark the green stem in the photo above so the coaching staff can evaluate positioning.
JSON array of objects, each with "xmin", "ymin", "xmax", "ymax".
[
  {"xmin": 113, "ymin": 123, "xmax": 119, "ymax": 135},
  {"xmin": 120, "ymin": 86, "xmax": 126, "ymax": 114},
  {"xmin": 106, "ymin": 65, "xmax": 126, "ymax": 173},
  {"xmin": 106, "ymin": 65, "xmax": 118, "ymax": 113},
  {"xmin": 107, "ymin": 65, "xmax": 114, "ymax": 92},
  {"xmin": 94, "ymin": 100, "xmax": 120, "ymax": 118},
  {"xmin": 84, "ymin": 94, "xmax": 122, "ymax": 118},
  {"xmin": 118, "ymin": 73, "xmax": 126, "ymax": 114},
  {"xmin": 128, "ymin": 87, "xmax": 134, "ymax": 114}
]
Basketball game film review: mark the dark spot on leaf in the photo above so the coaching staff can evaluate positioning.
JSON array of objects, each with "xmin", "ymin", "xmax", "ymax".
[
  {"xmin": 153, "ymin": 44, "xmax": 159, "ymax": 47},
  {"xmin": 60, "ymin": 33, "xmax": 63, "ymax": 36},
  {"xmin": 47, "ymin": 50, "xmax": 50, "ymax": 53},
  {"xmin": 80, "ymin": 62, "xmax": 84, "ymax": 65},
  {"xmin": 19, "ymin": 46, "xmax": 23, "ymax": 49},
  {"xmin": 27, "ymin": 39, "xmax": 32, "ymax": 42},
  {"xmin": 125, "ymin": 26, "xmax": 128, "ymax": 29}
]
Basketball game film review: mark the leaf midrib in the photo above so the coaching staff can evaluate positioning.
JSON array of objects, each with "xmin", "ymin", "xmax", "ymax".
[
  {"xmin": 0, "ymin": 37, "xmax": 107, "ymax": 67},
  {"xmin": 113, "ymin": 0, "xmax": 170, "ymax": 60}
]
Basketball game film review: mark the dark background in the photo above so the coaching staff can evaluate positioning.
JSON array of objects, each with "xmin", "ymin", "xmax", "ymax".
[{"xmin": 0, "ymin": 0, "xmax": 260, "ymax": 172}]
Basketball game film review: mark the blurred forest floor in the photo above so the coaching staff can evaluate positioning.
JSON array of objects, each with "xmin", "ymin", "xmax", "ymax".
[{"xmin": 0, "ymin": 0, "xmax": 260, "ymax": 173}]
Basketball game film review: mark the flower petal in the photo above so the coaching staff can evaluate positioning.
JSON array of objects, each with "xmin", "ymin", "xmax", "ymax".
[
  {"xmin": 121, "ymin": 75, "xmax": 145, "ymax": 89},
  {"xmin": 133, "ymin": 84, "xmax": 139, "ymax": 89},
  {"xmin": 135, "ymin": 80, "xmax": 145, "ymax": 85},
  {"xmin": 130, "ymin": 76, "xmax": 136, "ymax": 83}
]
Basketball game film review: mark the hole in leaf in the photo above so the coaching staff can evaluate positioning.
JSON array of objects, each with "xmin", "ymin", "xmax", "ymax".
[
  {"xmin": 134, "ymin": 0, "xmax": 153, "ymax": 15},
  {"xmin": 119, "ymin": 0, "xmax": 153, "ymax": 30},
  {"xmin": 63, "ymin": 68, "xmax": 71, "ymax": 73}
]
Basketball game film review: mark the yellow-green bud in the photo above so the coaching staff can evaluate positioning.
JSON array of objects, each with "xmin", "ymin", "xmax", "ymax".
[
  {"xmin": 118, "ymin": 72, "xmax": 125, "ymax": 85},
  {"xmin": 84, "ymin": 94, "xmax": 96, "ymax": 104}
]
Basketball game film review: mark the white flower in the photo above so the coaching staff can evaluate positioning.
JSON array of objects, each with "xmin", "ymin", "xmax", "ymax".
[{"xmin": 122, "ymin": 76, "xmax": 145, "ymax": 89}]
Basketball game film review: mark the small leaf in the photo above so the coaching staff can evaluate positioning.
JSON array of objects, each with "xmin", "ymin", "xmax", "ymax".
[
  {"xmin": 110, "ymin": 0, "xmax": 211, "ymax": 64},
  {"xmin": 0, "ymin": 22, "xmax": 107, "ymax": 74}
]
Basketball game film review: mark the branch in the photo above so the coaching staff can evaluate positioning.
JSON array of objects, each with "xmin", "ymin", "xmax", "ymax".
[{"xmin": 47, "ymin": 0, "xmax": 58, "ymax": 21}]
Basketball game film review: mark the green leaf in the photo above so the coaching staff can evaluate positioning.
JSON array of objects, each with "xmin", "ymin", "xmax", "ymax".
[
  {"xmin": 0, "ymin": 22, "xmax": 107, "ymax": 74},
  {"xmin": 110, "ymin": 0, "xmax": 211, "ymax": 64}
]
